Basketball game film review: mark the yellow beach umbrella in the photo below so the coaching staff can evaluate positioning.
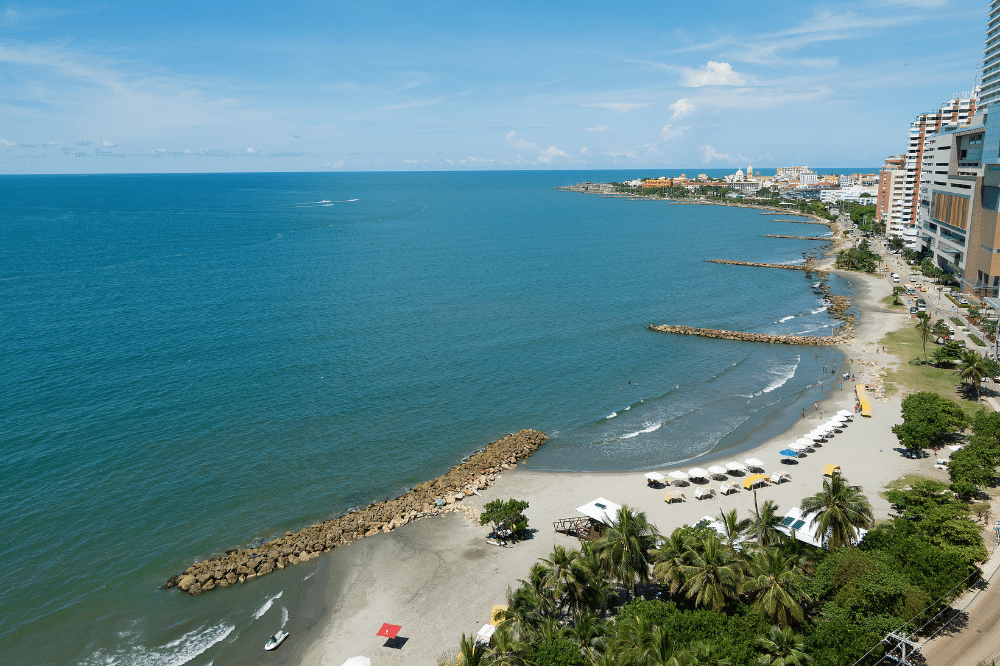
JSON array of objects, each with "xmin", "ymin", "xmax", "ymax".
[
  {"xmin": 490, "ymin": 605, "xmax": 508, "ymax": 626},
  {"xmin": 741, "ymin": 474, "xmax": 767, "ymax": 489},
  {"xmin": 823, "ymin": 464, "xmax": 841, "ymax": 477}
]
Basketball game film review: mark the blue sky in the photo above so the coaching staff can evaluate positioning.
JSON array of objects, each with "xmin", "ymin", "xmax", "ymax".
[{"xmin": 0, "ymin": 0, "xmax": 988, "ymax": 173}]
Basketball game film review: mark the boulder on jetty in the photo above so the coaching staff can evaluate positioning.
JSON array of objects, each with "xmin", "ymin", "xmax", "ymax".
[
  {"xmin": 163, "ymin": 429, "xmax": 547, "ymax": 595},
  {"xmin": 706, "ymin": 259, "xmax": 828, "ymax": 276}
]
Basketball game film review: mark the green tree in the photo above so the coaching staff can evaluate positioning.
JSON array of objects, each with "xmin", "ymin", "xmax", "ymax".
[
  {"xmin": 479, "ymin": 498, "xmax": 530, "ymax": 542},
  {"xmin": 750, "ymin": 499, "xmax": 785, "ymax": 549},
  {"xmin": 593, "ymin": 505, "xmax": 660, "ymax": 599},
  {"xmin": 891, "ymin": 392, "xmax": 967, "ymax": 453},
  {"xmin": 653, "ymin": 529, "xmax": 692, "ymax": 595},
  {"xmin": 458, "ymin": 633, "xmax": 485, "ymax": 666},
  {"xmin": 540, "ymin": 545, "xmax": 604, "ymax": 616},
  {"xmin": 799, "ymin": 475, "xmax": 874, "ymax": 550},
  {"xmin": 681, "ymin": 534, "xmax": 743, "ymax": 611},
  {"xmin": 958, "ymin": 350, "xmax": 991, "ymax": 400},
  {"xmin": 915, "ymin": 313, "xmax": 933, "ymax": 361},
  {"xmin": 740, "ymin": 549, "xmax": 811, "ymax": 628},
  {"xmin": 757, "ymin": 626, "xmax": 811, "ymax": 666},
  {"xmin": 716, "ymin": 508, "xmax": 752, "ymax": 553}
]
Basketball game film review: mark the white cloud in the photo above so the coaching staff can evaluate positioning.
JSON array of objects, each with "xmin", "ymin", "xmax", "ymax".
[
  {"xmin": 327, "ymin": 161, "xmax": 344, "ymax": 170},
  {"xmin": 246, "ymin": 147, "xmax": 255, "ymax": 153},
  {"xmin": 580, "ymin": 147, "xmax": 589, "ymax": 154},
  {"xmin": 0, "ymin": 138, "xmax": 12, "ymax": 146},
  {"xmin": 701, "ymin": 145, "xmax": 748, "ymax": 164},
  {"xmin": 579, "ymin": 102, "xmax": 651, "ymax": 113},
  {"xmin": 682, "ymin": 61, "xmax": 746, "ymax": 87},
  {"xmin": 585, "ymin": 124, "xmax": 609, "ymax": 132},
  {"xmin": 660, "ymin": 125, "xmax": 684, "ymax": 140},
  {"xmin": 670, "ymin": 99, "xmax": 695, "ymax": 119},
  {"xmin": 459, "ymin": 156, "xmax": 494, "ymax": 166},
  {"xmin": 101, "ymin": 140, "xmax": 115, "ymax": 147},
  {"xmin": 536, "ymin": 146, "xmax": 569, "ymax": 164}
]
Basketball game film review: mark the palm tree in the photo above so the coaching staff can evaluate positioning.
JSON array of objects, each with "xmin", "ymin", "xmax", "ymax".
[
  {"xmin": 740, "ymin": 549, "xmax": 811, "ymax": 627},
  {"xmin": 799, "ymin": 474, "xmax": 874, "ymax": 549},
  {"xmin": 681, "ymin": 534, "xmax": 743, "ymax": 611},
  {"xmin": 617, "ymin": 616, "xmax": 684, "ymax": 666},
  {"xmin": 958, "ymin": 350, "xmax": 990, "ymax": 400},
  {"xmin": 915, "ymin": 313, "xmax": 932, "ymax": 361},
  {"xmin": 652, "ymin": 530, "xmax": 690, "ymax": 595},
  {"xmin": 458, "ymin": 633, "xmax": 484, "ymax": 666},
  {"xmin": 757, "ymin": 626, "xmax": 811, "ymax": 665},
  {"xmin": 593, "ymin": 505, "xmax": 660, "ymax": 598},
  {"xmin": 685, "ymin": 641, "xmax": 732, "ymax": 666},
  {"xmin": 541, "ymin": 545, "xmax": 599, "ymax": 616},
  {"xmin": 750, "ymin": 500, "xmax": 784, "ymax": 549},
  {"xmin": 484, "ymin": 625, "xmax": 519, "ymax": 666},
  {"xmin": 716, "ymin": 508, "xmax": 751, "ymax": 553},
  {"xmin": 566, "ymin": 608, "xmax": 608, "ymax": 660}
]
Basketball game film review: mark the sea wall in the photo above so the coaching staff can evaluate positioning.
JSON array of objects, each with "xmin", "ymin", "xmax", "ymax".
[
  {"xmin": 163, "ymin": 429, "xmax": 547, "ymax": 595},
  {"xmin": 648, "ymin": 324, "xmax": 847, "ymax": 345}
]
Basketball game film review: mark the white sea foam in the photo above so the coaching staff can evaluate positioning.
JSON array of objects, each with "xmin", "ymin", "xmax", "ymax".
[
  {"xmin": 760, "ymin": 359, "xmax": 798, "ymax": 394},
  {"xmin": 80, "ymin": 622, "xmax": 235, "ymax": 666},
  {"xmin": 778, "ymin": 315, "xmax": 796, "ymax": 323},
  {"xmin": 606, "ymin": 412, "xmax": 617, "ymax": 420},
  {"xmin": 620, "ymin": 421, "xmax": 662, "ymax": 439},
  {"xmin": 281, "ymin": 606, "xmax": 289, "ymax": 628},
  {"xmin": 624, "ymin": 406, "xmax": 631, "ymax": 411},
  {"xmin": 253, "ymin": 591, "xmax": 283, "ymax": 620},
  {"xmin": 811, "ymin": 305, "xmax": 828, "ymax": 314}
]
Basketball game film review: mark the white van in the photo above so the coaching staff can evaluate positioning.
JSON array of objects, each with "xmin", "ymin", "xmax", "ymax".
[{"xmin": 891, "ymin": 274, "xmax": 900, "ymax": 283}]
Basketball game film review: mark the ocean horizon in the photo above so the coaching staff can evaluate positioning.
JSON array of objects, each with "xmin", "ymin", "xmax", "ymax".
[{"xmin": 1, "ymin": 170, "xmax": 857, "ymax": 664}]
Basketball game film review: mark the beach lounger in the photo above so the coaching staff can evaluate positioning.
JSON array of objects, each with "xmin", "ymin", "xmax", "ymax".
[
  {"xmin": 695, "ymin": 486, "xmax": 715, "ymax": 500},
  {"xmin": 719, "ymin": 482, "xmax": 737, "ymax": 495},
  {"xmin": 676, "ymin": 493, "xmax": 687, "ymax": 502},
  {"xmin": 934, "ymin": 464, "xmax": 948, "ymax": 470}
]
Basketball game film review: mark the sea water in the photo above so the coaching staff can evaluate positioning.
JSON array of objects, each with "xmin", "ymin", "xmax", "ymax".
[{"xmin": 0, "ymin": 170, "xmax": 852, "ymax": 664}]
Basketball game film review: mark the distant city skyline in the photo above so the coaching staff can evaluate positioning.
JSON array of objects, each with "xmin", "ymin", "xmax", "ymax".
[{"xmin": 0, "ymin": 0, "xmax": 988, "ymax": 174}]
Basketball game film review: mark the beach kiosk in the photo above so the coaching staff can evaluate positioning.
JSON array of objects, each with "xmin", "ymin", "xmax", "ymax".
[
  {"xmin": 855, "ymin": 384, "xmax": 872, "ymax": 417},
  {"xmin": 553, "ymin": 498, "xmax": 622, "ymax": 541}
]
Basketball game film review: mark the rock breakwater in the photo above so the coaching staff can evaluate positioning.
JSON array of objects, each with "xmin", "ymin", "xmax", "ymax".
[
  {"xmin": 163, "ymin": 429, "xmax": 547, "ymax": 595},
  {"xmin": 706, "ymin": 259, "xmax": 828, "ymax": 276},
  {"xmin": 764, "ymin": 234, "xmax": 833, "ymax": 241},
  {"xmin": 648, "ymin": 324, "xmax": 846, "ymax": 346}
]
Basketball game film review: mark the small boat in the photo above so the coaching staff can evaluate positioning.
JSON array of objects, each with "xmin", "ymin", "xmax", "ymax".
[{"xmin": 265, "ymin": 631, "xmax": 289, "ymax": 651}]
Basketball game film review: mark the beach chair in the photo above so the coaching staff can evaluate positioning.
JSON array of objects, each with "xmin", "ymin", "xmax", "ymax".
[
  {"xmin": 769, "ymin": 472, "xmax": 785, "ymax": 484},
  {"xmin": 695, "ymin": 486, "xmax": 715, "ymax": 500},
  {"xmin": 663, "ymin": 491, "xmax": 674, "ymax": 503},
  {"xmin": 719, "ymin": 482, "xmax": 736, "ymax": 495},
  {"xmin": 676, "ymin": 493, "xmax": 687, "ymax": 502}
]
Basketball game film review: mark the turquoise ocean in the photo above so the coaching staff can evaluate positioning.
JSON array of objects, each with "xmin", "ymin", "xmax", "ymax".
[{"xmin": 1, "ymin": 170, "xmax": 859, "ymax": 664}]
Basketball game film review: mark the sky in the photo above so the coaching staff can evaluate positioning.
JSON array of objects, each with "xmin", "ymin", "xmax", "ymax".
[{"xmin": 0, "ymin": 0, "xmax": 989, "ymax": 173}]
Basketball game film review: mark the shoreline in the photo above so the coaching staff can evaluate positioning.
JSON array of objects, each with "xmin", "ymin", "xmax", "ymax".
[{"xmin": 269, "ymin": 226, "xmax": 935, "ymax": 666}]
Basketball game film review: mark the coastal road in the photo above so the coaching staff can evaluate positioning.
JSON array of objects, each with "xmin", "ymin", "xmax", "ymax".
[{"xmin": 921, "ymin": 537, "xmax": 1000, "ymax": 665}]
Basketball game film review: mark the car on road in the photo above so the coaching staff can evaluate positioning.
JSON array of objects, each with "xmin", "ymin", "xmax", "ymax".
[
  {"xmin": 910, "ymin": 307, "xmax": 918, "ymax": 315},
  {"xmin": 959, "ymin": 298, "xmax": 970, "ymax": 305}
]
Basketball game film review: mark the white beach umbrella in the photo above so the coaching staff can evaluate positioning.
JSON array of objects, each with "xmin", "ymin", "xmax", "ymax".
[
  {"xmin": 725, "ymin": 461, "xmax": 748, "ymax": 473},
  {"xmin": 802, "ymin": 433, "xmax": 823, "ymax": 441},
  {"xmin": 794, "ymin": 438, "xmax": 815, "ymax": 449},
  {"xmin": 830, "ymin": 415, "xmax": 848, "ymax": 423},
  {"xmin": 808, "ymin": 429, "xmax": 829, "ymax": 439},
  {"xmin": 688, "ymin": 467, "xmax": 710, "ymax": 480},
  {"xmin": 707, "ymin": 465, "xmax": 728, "ymax": 478},
  {"xmin": 644, "ymin": 472, "xmax": 666, "ymax": 483},
  {"xmin": 815, "ymin": 423, "xmax": 836, "ymax": 433},
  {"xmin": 836, "ymin": 409, "xmax": 854, "ymax": 418},
  {"xmin": 745, "ymin": 458, "xmax": 765, "ymax": 470},
  {"xmin": 788, "ymin": 442, "xmax": 810, "ymax": 452},
  {"xmin": 341, "ymin": 658, "xmax": 371, "ymax": 666},
  {"xmin": 668, "ymin": 470, "xmax": 689, "ymax": 481}
]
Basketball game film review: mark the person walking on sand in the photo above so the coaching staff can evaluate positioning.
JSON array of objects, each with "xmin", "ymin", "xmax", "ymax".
[
  {"xmin": 802, "ymin": 408, "xmax": 805, "ymax": 418},
  {"xmin": 814, "ymin": 402, "xmax": 818, "ymax": 411},
  {"xmin": 840, "ymin": 382, "xmax": 843, "ymax": 391}
]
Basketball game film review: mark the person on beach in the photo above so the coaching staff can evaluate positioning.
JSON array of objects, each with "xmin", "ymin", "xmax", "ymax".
[
  {"xmin": 840, "ymin": 383, "xmax": 843, "ymax": 391},
  {"xmin": 814, "ymin": 402, "xmax": 818, "ymax": 411}
]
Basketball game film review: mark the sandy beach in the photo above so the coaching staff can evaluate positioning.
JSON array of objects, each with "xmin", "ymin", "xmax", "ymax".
[{"xmin": 283, "ymin": 241, "xmax": 958, "ymax": 666}]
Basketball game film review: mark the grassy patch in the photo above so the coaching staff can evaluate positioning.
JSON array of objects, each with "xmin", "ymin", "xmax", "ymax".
[
  {"xmin": 881, "ymin": 294, "xmax": 905, "ymax": 308},
  {"xmin": 880, "ymin": 326, "xmax": 984, "ymax": 418},
  {"xmin": 970, "ymin": 334, "xmax": 985, "ymax": 346},
  {"xmin": 951, "ymin": 317, "xmax": 965, "ymax": 327}
]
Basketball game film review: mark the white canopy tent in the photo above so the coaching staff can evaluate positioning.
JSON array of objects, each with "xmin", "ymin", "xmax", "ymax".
[{"xmin": 576, "ymin": 498, "xmax": 623, "ymax": 525}]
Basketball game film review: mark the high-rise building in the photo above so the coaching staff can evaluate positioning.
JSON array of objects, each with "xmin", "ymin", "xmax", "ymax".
[
  {"xmin": 979, "ymin": 1, "xmax": 1000, "ymax": 111},
  {"xmin": 902, "ymin": 90, "xmax": 979, "ymax": 229},
  {"xmin": 877, "ymin": 155, "xmax": 907, "ymax": 239}
]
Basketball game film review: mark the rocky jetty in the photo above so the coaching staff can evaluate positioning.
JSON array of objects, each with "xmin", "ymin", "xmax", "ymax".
[
  {"xmin": 163, "ymin": 429, "xmax": 547, "ymax": 595},
  {"xmin": 770, "ymin": 219, "xmax": 831, "ymax": 225},
  {"xmin": 706, "ymin": 259, "xmax": 828, "ymax": 276},
  {"xmin": 648, "ymin": 324, "xmax": 846, "ymax": 346},
  {"xmin": 764, "ymin": 234, "xmax": 833, "ymax": 241}
]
